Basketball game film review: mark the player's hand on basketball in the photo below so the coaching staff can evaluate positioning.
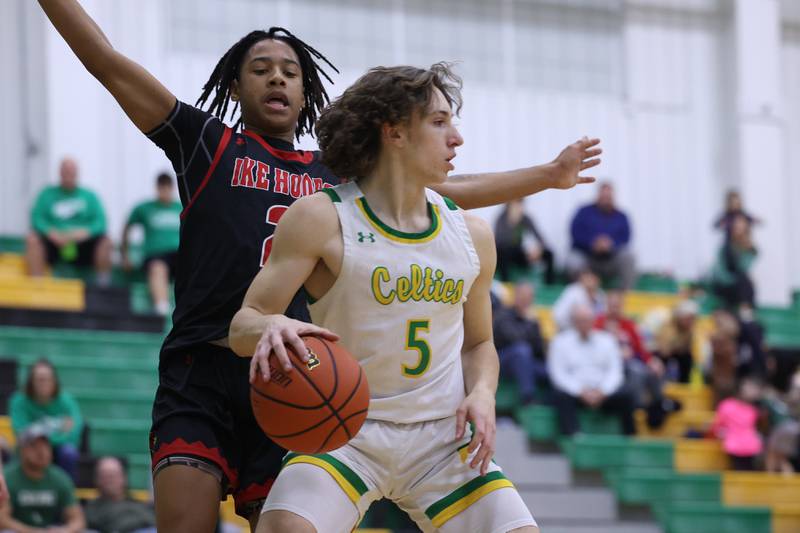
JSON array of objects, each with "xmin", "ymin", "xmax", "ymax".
[
  {"xmin": 250, "ymin": 315, "xmax": 339, "ymax": 384},
  {"xmin": 455, "ymin": 387, "xmax": 496, "ymax": 476},
  {"xmin": 549, "ymin": 136, "xmax": 602, "ymax": 190}
]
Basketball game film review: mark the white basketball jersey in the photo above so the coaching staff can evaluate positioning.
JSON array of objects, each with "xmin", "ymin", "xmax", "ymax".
[{"xmin": 308, "ymin": 181, "xmax": 481, "ymax": 423}]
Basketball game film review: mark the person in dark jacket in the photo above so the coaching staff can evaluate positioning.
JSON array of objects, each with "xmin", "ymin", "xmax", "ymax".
[
  {"xmin": 492, "ymin": 283, "xmax": 548, "ymax": 405},
  {"xmin": 565, "ymin": 182, "xmax": 635, "ymax": 289},
  {"xmin": 494, "ymin": 199, "xmax": 555, "ymax": 283}
]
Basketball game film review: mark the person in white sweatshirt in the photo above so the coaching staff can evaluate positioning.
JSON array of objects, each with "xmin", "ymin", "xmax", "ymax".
[
  {"xmin": 552, "ymin": 269, "xmax": 606, "ymax": 331},
  {"xmin": 547, "ymin": 303, "xmax": 635, "ymax": 435}
]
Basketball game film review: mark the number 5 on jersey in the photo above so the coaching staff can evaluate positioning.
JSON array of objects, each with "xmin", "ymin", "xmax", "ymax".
[{"xmin": 403, "ymin": 319, "xmax": 431, "ymax": 378}]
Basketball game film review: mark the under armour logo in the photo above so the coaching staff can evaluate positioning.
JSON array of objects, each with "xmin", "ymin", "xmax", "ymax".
[{"xmin": 358, "ymin": 232, "xmax": 375, "ymax": 243}]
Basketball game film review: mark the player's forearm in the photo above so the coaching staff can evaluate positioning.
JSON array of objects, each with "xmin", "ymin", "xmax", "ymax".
[
  {"xmin": 461, "ymin": 340, "xmax": 499, "ymax": 396},
  {"xmin": 229, "ymin": 307, "xmax": 273, "ymax": 357},
  {"xmin": 38, "ymin": 0, "xmax": 116, "ymax": 77},
  {"xmin": 436, "ymin": 163, "xmax": 559, "ymax": 210}
]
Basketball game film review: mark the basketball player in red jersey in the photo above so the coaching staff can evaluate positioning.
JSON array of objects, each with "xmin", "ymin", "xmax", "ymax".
[{"xmin": 38, "ymin": 1, "xmax": 601, "ymax": 531}]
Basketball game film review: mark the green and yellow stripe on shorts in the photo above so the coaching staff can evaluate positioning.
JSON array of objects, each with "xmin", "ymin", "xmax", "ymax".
[
  {"xmin": 282, "ymin": 452, "xmax": 368, "ymax": 505},
  {"xmin": 424, "ymin": 471, "xmax": 515, "ymax": 528}
]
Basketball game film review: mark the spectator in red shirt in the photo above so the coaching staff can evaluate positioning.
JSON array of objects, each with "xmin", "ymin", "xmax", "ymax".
[{"xmin": 595, "ymin": 290, "xmax": 677, "ymax": 428}]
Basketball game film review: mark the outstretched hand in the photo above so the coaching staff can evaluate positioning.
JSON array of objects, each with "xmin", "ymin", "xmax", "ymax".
[
  {"xmin": 550, "ymin": 136, "xmax": 602, "ymax": 190},
  {"xmin": 250, "ymin": 315, "xmax": 339, "ymax": 384}
]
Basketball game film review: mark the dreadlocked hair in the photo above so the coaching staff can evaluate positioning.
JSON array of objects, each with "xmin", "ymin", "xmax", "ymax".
[{"xmin": 196, "ymin": 28, "xmax": 338, "ymax": 139}]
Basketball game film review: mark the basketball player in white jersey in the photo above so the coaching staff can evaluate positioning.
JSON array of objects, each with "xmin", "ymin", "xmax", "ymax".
[{"xmin": 230, "ymin": 64, "xmax": 594, "ymax": 532}]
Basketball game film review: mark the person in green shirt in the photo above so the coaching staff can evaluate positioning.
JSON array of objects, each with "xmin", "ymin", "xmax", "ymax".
[
  {"xmin": 710, "ymin": 212, "xmax": 758, "ymax": 311},
  {"xmin": 25, "ymin": 157, "xmax": 113, "ymax": 283},
  {"xmin": 121, "ymin": 173, "xmax": 181, "ymax": 316},
  {"xmin": 0, "ymin": 426, "xmax": 85, "ymax": 533},
  {"xmin": 9, "ymin": 360, "xmax": 84, "ymax": 483}
]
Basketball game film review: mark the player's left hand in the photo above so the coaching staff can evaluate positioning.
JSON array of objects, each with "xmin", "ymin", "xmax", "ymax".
[
  {"xmin": 549, "ymin": 136, "xmax": 602, "ymax": 190},
  {"xmin": 455, "ymin": 387, "xmax": 496, "ymax": 476}
]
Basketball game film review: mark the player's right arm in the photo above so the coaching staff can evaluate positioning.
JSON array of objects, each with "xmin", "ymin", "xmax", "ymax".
[
  {"xmin": 229, "ymin": 194, "xmax": 340, "ymax": 383},
  {"xmin": 38, "ymin": 0, "xmax": 175, "ymax": 133}
]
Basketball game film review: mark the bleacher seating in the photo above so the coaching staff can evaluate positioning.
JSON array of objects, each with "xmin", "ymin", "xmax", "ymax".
[{"xmin": 1, "ymin": 231, "xmax": 798, "ymax": 532}]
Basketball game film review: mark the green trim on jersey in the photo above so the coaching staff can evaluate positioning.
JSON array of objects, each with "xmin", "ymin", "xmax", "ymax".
[
  {"xmin": 443, "ymin": 196, "xmax": 459, "ymax": 211},
  {"xmin": 356, "ymin": 197, "xmax": 441, "ymax": 244},
  {"xmin": 319, "ymin": 188, "xmax": 342, "ymax": 203},
  {"xmin": 424, "ymin": 471, "xmax": 514, "ymax": 527}
]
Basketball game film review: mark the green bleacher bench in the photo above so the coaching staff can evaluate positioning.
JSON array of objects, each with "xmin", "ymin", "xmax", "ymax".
[
  {"xmin": 565, "ymin": 435, "xmax": 673, "ymax": 470},
  {"xmin": 0, "ymin": 326, "xmax": 162, "ymax": 361},
  {"xmin": 74, "ymin": 389, "xmax": 154, "ymax": 419},
  {"xmin": 654, "ymin": 502, "xmax": 771, "ymax": 533},
  {"xmin": 90, "ymin": 418, "xmax": 151, "ymax": 456},
  {"xmin": 606, "ymin": 469, "xmax": 720, "ymax": 506},
  {"xmin": 127, "ymin": 454, "xmax": 152, "ymax": 490},
  {"xmin": 515, "ymin": 404, "xmax": 622, "ymax": 442},
  {"xmin": 0, "ymin": 236, "xmax": 25, "ymax": 254},
  {"xmin": 14, "ymin": 354, "xmax": 157, "ymax": 391},
  {"xmin": 496, "ymin": 381, "xmax": 520, "ymax": 415}
]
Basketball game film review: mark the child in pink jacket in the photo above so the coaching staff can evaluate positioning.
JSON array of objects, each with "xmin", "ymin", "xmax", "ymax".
[{"xmin": 710, "ymin": 376, "xmax": 764, "ymax": 470}]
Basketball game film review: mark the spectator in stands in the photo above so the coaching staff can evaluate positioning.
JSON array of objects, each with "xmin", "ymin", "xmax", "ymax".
[
  {"xmin": 654, "ymin": 300, "xmax": 699, "ymax": 383},
  {"xmin": 714, "ymin": 189, "xmax": 760, "ymax": 239},
  {"xmin": 552, "ymin": 269, "xmax": 606, "ymax": 331},
  {"xmin": 766, "ymin": 370, "xmax": 800, "ymax": 473},
  {"xmin": 25, "ymin": 157, "xmax": 112, "ymax": 284},
  {"xmin": 566, "ymin": 182, "xmax": 636, "ymax": 290},
  {"xmin": 492, "ymin": 283, "xmax": 548, "ymax": 405},
  {"xmin": 494, "ymin": 199, "xmax": 555, "ymax": 284},
  {"xmin": 9, "ymin": 359, "xmax": 83, "ymax": 482},
  {"xmin": 710, "ymin": 213, "xmax": 757, "ymax": 311},
  {"xmin": 121, "ymin": 173, "xmax": 181, "ymax": 316},
  {"xmin": 595, "ymin": 291, "xmax": 676, "ymax": 428},
  {"xmin": 709, "ymin": 309, "xmax": 741, "ymax": 402},
  {"xmin": 0, "ymin": 425, "xmax": 85, "ymax": 532},
  {"xmin": 84, "ymin": 456, "xmax": 156, "ymax": 533},
  {"xmin": 548, "ymin": 303, "xmax": 636, "ymax": 436},
  {"xmin": 709, "ymin": 375, "xmax": 765, "ymax": 471}
]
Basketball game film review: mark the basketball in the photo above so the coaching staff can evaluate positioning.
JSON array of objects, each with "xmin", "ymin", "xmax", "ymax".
[{"xmin": 250, "ymin": 335, "xmax": 370, "ymax": 454}]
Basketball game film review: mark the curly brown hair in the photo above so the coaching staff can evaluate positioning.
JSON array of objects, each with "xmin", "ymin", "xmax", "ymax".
[{"xmin": 316, "ymin": 63, "xmax": 463, "ymax": 179}]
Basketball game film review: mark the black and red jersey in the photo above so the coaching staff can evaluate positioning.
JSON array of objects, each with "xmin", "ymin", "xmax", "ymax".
[{"xmin": 147, "ymin": 101, "xmax": 339, "ymax": 355}]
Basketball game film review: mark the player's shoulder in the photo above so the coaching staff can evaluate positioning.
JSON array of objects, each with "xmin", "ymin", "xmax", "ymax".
[
  {"xmin": 462, "ymin": 211, "xmax": 494, "ymax": 246},
  {"xmin": 281, "ymin": 190, "xmax": 339, "ymax": 231}
]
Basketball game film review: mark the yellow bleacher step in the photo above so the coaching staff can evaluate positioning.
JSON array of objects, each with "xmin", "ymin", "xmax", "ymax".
[
  {"xmin": 773, "ymin": 505, "xmax": 800, "ymax": 533},
  {"xmin": 0, "ymin": 254, "xmax": 27, "ymax": 277},
  {"xmin": 674, "ymin": 439, "xmax": 730, "ymax": 472},
  {"xmin": 0, "ymin": 416, "xmax": 15, "ymax": 447},
  {"xmin": 664, "ymin": 383, "xmax": 714, "ymax": 412},
  {"xmin": 623, "ymin": 292, "xmax": 681, "ymax": 317},
  {"xmin": 76, "ymin": 488, "xmax": 151, "ymax": 501},
  {"xmin": 722, "ymin": 471, "xmax": 800, "ymax": 510},
  {"xmin": 636, "ymin": 409, "xmax": 715, "ymax": 438},
  {"xmin": 0, "ymin": 276, "xmax": 84, "ymax": 311}
]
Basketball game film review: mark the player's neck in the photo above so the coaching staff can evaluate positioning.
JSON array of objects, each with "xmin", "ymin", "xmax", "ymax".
[
  {"xmin": 360, "ymin": 157, "xmax": 429, "ymax": 232},
  {"xmin": 243, "ymin": 123, "xmax": 295, "ymax": 147}
]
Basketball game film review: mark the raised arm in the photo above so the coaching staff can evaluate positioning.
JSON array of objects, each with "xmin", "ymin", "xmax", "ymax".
[
  {"xmin": 431, "ymin": 137, "xmax": 602, "ymax": 209},
  {"xmin": 456, "ymin": 212, "xmax": 499, "ymax": 476},
  {"xmin": 38, "ymin": 0, "xmax": 175, "ymax": 132},
  {"xmin": 229, "ymin": 194, "xmax": 339, "ymax": 382}
]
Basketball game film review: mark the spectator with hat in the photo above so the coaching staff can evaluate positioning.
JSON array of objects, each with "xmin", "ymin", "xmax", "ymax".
[{"xmin": 0, "ymin": 425, "xmax": 85, "ymax": 532}]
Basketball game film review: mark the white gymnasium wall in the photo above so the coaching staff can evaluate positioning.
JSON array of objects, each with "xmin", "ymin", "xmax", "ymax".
[
  {"xmin": 782, "ymin": 5, "xmax": 800, "ymax": 290},
  {"xmin": 3, "ymin": 0, "xmax": 795, "ymax": 294}
]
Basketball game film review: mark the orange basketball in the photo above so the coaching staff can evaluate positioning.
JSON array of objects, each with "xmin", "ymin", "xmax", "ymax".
[{"xmin": 250, "ymin": 336, "xmax": 369, "ymax": 454}]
